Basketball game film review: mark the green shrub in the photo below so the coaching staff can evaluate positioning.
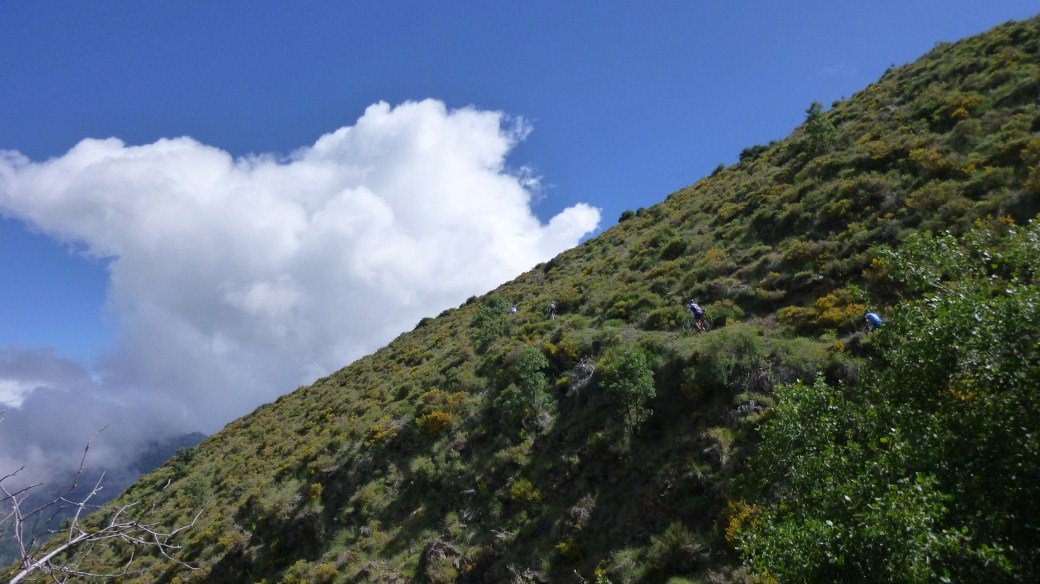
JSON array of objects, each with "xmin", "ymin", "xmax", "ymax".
[
  {"xmin": 408, "ymin": 455, "xmax": 437, "ymax": 485},
  {"xmin": 660, "ymin": 238, "xmax": 686, "ymax": 260},
  {"xmin": 365, "ymin": 416, "xmax": 403, "ymax": 446},
  {"xmin": 804, "ymin": 101, "xmax": 837, "ymax": 153},
  {"xmin": 282, "ymin": 559, "xmax": 338, "ymax": 584},
  {"xmin": 503, "ymin": 346, "xmax": 549, "ymax": 392},
  {"xmin": 687, "ymin": 325, "xmax": 767, "ymax": 397},
  {"xmin": 777, "ymin": 287, "xmax": 867, "ymax": 334},
  {"xmin": 706, "ymin": 299, "xmax": 744, "ymax": 328},
  {"xmin": 510, "ymin": 478, "xmax": 542, "ymax": 505},
  {"xmin": 644, "ymin": 522, "xmax": 707, "ymax": 577},
  {"xmin": 605, "ymin": 547, "xmax": 646, "ymax": 583},
  {"xmin": 555, "ymin": 538, "xmax": 584, "ymax": 561},
  {"xmin": 556, "ymin": 283, "xmax": 584, "ymax": 312},
  {"xmin": 416, "ymin": 411, "xmax": 453, "ymax": 438},
  {"xmin": 603, "ymin": 289, "xmax": 657, "ymax": 321},
  {"xmin": 425, "ymin": 555, "xmax": 459, "ymax": 584},
  {"xmin": 679, "ymin": 365, "xmax": 709, "ymax": 403},
  {"xmin": 491, "ymin": 345, "xmax": 556, "ymax": 433},
  {"xmin": 470, "ymin": 297, "xmax": 511, "ymax": 351},
  {"xmin": 738, "ymin": 223, "xmax": 1040, "ymax": 581},
  {"xmin": 771, "ymin": 336, "xmax": 830, "ymax": 383},
  {"xmin": 313, "ymin": 562, "xmax": 339, "ymax": 583},
  {"xmin": 739, "ymin": 143, "xmax": 769, "ymax": 162},
  {"xmin": 647, "ymin": 259, "xmax": 682, "ymax": 281},
  {"xmin": 642, "ymin": 305, "xmax": 685, "ymax": 331},
  {"xmin": 596, "ymin": 344, "xmax": 655, "ymax": 414},
  {"xmin": 543, "ymin": 331, "xmax": 583, "ymax": 369}
]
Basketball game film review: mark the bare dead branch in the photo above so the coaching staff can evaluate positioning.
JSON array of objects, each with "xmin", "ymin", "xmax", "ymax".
[{"xmin": 2, "ymin": 421, "xmax": 199, "ymax": 583}]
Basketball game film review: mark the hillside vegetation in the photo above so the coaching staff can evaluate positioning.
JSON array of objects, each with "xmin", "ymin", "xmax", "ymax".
[{"xmin": 6, "ymin": 15, "xmax": 1039, "ymax": 583}]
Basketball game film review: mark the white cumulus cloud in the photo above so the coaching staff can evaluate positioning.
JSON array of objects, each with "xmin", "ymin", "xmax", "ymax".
[{"xmin": 0, "ymin": 99, "xmax": 600, "ymax": 483}]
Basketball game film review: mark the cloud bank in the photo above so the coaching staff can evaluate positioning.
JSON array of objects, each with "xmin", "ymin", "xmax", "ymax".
[{"xmin": 0, "ymin": 99, "xmax": 600, "ymax": 484}]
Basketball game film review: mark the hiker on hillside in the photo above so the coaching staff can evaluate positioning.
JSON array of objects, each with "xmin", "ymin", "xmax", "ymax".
[
  {"xmin": 547, "ymin": 300, "xmax": 557, "ymax": 320},
  {"xmin": 865, "ymin": 310, "xmax": 884, "ymax": 331},
  {"xmin": 687, "ymin": 299, "xmax": 706, "ymax": 331}
]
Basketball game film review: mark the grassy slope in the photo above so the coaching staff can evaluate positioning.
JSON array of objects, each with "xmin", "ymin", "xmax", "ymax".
[{"xmin": 8, "ymin": 14, "xmax": 1039, "ymax": 584}]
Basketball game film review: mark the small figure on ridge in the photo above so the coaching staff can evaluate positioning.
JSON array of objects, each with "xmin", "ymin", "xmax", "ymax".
[
  {"xmin": 687, "ymin": 299, "xmax": 707, "ymax": 331},
  {"xmin": 865, "ymin": 310, "xmax": 884, "ymax": 331}
]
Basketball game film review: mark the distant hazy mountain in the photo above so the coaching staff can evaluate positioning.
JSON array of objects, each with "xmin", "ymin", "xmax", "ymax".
[{"xmin": 0, "ymin": 431, "xmax": 205, "ymax": 565}]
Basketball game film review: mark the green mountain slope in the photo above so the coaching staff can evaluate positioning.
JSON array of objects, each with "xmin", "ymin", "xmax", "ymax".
[{"xmin": 8, "ymin": 14, "xmax": 1039, "ymax": 583}]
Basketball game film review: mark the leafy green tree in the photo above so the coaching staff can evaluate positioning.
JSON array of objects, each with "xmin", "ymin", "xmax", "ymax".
[
  {"xmin": 469, "ymin": 297, "xmax": 511, "ymax": 351},
  {"xmin": 492, "ymin": 346, "xmax": 555, "ymax": 433},
  {"xmin": 502, "ymin": 345, "xmax": 550, "ymax": 394},
  {"xmin": 804, "ymin": 100, "xmax": 837, "ymax": 153},
  {"xmin": 596, "ymin": 344, "xmax": 655, "ymax": 434},
  {"xmin": 737, "ymin": 221, "xmax": 1040, "ymax": 581}
]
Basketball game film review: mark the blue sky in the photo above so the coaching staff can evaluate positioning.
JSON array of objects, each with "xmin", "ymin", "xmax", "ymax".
[{"xmin": 0, "ymin": 1, "xmax": 1037, "ymax": 413}]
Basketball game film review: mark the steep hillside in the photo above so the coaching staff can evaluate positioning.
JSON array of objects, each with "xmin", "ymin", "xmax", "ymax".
[{"xmin": 7, "ymin": 15, "xmax": 1039, "ymax": 583}]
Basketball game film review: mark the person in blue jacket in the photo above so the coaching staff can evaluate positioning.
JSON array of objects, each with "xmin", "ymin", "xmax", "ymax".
[{"xmin": 865, "ymin": 311, "xmax": 884, "ymax": 331}]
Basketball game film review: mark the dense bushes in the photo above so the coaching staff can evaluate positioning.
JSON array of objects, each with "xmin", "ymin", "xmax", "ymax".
[
  {"xmin": 777, "ymin": 286, "xmax": 868, "ymax": 334},
  {"xmin": 682, "ymin": 326, "xmax": 767, "ymax": 401},
  {"xmin": 737, "ymin": 223, "xmax": 1040, "ymax": 580}
]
